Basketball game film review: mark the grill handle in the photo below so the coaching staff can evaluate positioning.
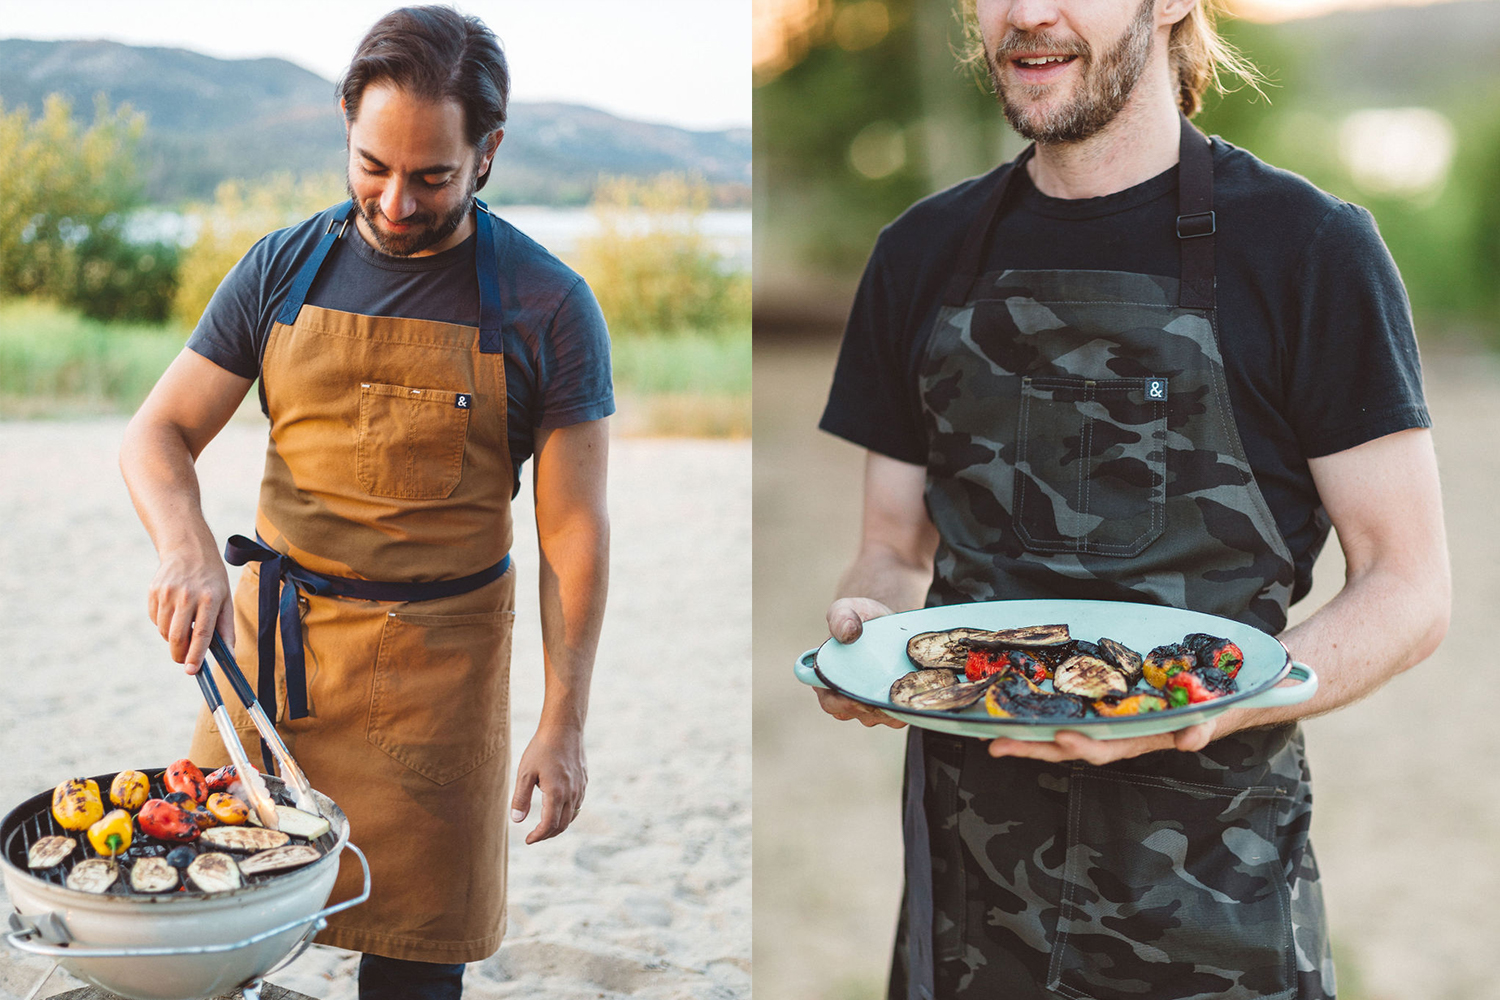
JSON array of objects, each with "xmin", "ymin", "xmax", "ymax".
[{"xmin": 4, "ymin": 841, "xmax": 370, "ymax": 959}]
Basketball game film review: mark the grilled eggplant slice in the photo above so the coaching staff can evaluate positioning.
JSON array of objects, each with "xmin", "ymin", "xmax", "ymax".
[
  {"xmin": 66, "ymin": 857, "xmax": 118, "ymax": 894},
  {"xmin": 906, "ymin": 629, "xmax": 999, "ymax": 670},
  {"xmin": 200, "ymin": 825, "xmax": 290, "ymax": 852},
  {"xmin": 239, "ymin": 844, "xmax": 322, "ymax": 876},
  {"xmin": 1096, "ymin": 638, "xmax": 1144, "ymax": 685},
  {"xmin": 27, "ymin": 835, "xmax": 76, "ymax": 869},
  {"xmin": 904, "ymin": 677, "xmax": 994, "ymax": 712},
  {"xmin": 129, "ymin": 855, "xmax": 179, "ymax": 893},
  {"xmin": 890, "ymin": 669, "xmax": 961, "ymax": 705},
  {"xmin": 187, "ymin": 852, "xmax": 242, "ymax": 893},
  {"xmin": 1053, "ymin": 653, "xmax": 1129, "ymax": 699},
  {"xmin": 907, "ymin": 625, "xmax": 1072, "ymax": 670},
  {"xmin": 274, "ymin": 805, "xmax": 330, "ymax": 841}
]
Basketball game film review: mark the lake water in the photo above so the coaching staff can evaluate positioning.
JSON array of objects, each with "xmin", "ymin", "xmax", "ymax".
[{"xmin": 127, "ymin": 206, "xmax": 752, "ymax": 272}]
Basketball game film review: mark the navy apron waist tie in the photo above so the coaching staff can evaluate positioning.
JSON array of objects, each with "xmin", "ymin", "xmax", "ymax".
[{"xmin": 222, "ymin": 533, "xmax": 510, "ymax": 772}]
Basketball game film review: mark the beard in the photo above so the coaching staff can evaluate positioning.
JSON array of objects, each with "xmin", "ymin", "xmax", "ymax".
[
  {"xmin": 346, "ymin": 169, "xmax": 475, "ymax": 257},
  {"xmin": 987, "ymin": 0, "xmax": 1156, "ymax": 145}
]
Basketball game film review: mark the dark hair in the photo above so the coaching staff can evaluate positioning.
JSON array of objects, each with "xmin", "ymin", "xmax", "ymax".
[{"xmin": 339, "ymin": 5, "xmax": 508, "ymax": 189}]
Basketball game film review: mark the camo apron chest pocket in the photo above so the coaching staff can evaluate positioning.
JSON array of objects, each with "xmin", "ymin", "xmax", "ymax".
[
  {"xmin": 356, "ymin": 381, "xmax": 473, "ymax": 500},
  {"xmin": 1014, "ymin": 375, "xmax": 1167, "ymax": 557}
]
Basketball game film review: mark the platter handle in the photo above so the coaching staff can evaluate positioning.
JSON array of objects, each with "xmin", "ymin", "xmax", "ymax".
[
  {"xmin": 793, "ymin": 649, "xmax": 829, "ymax": 689},
  {"xmin": 1236, "ymin": 661, "xmax": 1318, "ymax": 710}
]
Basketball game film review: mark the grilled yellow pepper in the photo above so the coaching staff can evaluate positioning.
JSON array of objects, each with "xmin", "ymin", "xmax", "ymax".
[
  {"xmin": 109, "ymin": 770, "xmax": 150, "ymax": 812},
  {"xmin": 51, "ymin": 778, "xmax": 105, "ymax": 831},
  {"xmin": 87, "ymin": 809, "xmax": 134, "ymax": 857}
]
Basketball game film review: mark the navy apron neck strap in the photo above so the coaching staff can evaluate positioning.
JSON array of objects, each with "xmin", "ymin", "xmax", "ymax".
[
  {"xmin": 275, "ymin": 201, "xmax": 354, "ymax": 326},
  {"xmin": 940, "ymin": 114, "xmax": 1218, "ymax": 310},
  {"xmin": 473, "ymin": 199, "xmax": 505, "ymax": 354}
]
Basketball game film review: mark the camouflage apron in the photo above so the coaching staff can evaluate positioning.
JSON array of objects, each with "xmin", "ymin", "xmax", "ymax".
[{"xmin": 892, "ymin": 118, "xmax": 1335, "ymax": 1000}]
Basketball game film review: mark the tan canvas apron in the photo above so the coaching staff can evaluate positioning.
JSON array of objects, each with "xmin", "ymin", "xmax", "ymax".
[{"xmin": 189, "ymin": 202, "xmax": 517, "ymax": 963}]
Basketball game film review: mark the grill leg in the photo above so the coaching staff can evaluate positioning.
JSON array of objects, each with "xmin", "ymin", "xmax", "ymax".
[
  {"xmin": 20, "ymin": 961, "xmax": 58, "ymax": 1000},
  {"xmin": 242, "ymin": 980, "xmax": 264, "ymax": 1000}
]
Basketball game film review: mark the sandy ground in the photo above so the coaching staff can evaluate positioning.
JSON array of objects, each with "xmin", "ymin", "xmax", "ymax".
[
  {"xmin": 0, "ymin": 422, "xmax": 749, "ymax": 1000},
  {"xmin": 754, "ymin": 332, "xmax": 1500, "ymax": 1000}
]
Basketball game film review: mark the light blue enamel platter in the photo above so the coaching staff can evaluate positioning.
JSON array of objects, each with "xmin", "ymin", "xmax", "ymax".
[{"xmin": 794, "ymin": 599, "xmax": 1317, "ymax": 741}]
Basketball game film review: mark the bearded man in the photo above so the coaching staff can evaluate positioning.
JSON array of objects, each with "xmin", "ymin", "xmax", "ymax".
[
  {"xmin": 811, "ymin": 0, "xmax": 1450, "ymax": 997},
  {"xmin": 120, "ymin": 7, "xmax": 610, "ymax": 998}
]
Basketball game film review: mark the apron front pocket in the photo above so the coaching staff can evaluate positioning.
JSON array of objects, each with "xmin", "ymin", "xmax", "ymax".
[
  {"xmin": 1014, "ymin": 376, "xmax": 1166, "ymax": 557},
  {"xmin": 356, "ymin": 382, "xmax": 472, "ymax": 500},
  {"xmin": 367, "ymin": 607, "xmax": 514, "ymax": 785},
  {"xmin": 1048, "ymin": 769, "xmax": 1294, "ymax": 1000}
]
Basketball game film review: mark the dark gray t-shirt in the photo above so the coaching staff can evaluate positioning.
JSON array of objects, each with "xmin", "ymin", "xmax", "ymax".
[{"xmin": 187, "ymin": 202, "xmax": 614, "ymax": 496}]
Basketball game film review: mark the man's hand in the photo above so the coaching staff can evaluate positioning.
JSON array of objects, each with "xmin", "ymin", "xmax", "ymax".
[
  {"xmin": 147, "ymin": 539, "xmax": 234, "ymax": 672},
  {"xmin": 817, "ymin": 595, "xmax": 907, "ymax": 728},
  {"xmin": 510, "ymin": 725, "xmax": 587, "ymax": 844},
  {"xmin": 987, "ymin": 717, "xmax": 1220, "ymax": 764}
]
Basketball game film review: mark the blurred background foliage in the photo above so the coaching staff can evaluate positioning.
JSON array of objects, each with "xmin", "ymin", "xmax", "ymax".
[
  {"xmin": 754, "ymin": 0, "xmax": 1500, "ymax": 340},
  {"xmin": 0, "ymin": 100, "xmax": 748, "ymax": 435}
]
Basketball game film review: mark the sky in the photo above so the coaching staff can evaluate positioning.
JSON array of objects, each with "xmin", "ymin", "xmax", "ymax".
[{"xmin": 0, "ymin": 0, "xmax": 751, "ymax": 131}]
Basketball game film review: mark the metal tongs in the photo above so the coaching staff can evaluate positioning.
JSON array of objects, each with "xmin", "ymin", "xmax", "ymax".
[
  {"xmin": 204, "ymin": 631, "xmax": 322, "ymax": 818},
  {"xmin": 194, "ymin": 659, "xmax": 280, "ymax": 829}
]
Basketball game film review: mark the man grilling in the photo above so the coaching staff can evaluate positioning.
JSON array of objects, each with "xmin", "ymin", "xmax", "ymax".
[
  {"xmin": 120, "ymin": 8, "xmax": 610, "ymax": 998},
  {"xmin": 811, "ymin": 0, "xmax": 1450, "ymax": 996}
]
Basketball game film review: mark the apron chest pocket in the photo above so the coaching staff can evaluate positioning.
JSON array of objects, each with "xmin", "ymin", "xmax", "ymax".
[
  {"xmin": 367, "ymin": 607, "xmax": 514, "ymax": 785},
  {"xmin": 1014, "ymin": 376, "xmax": 1166, "ymax": 557},
  {"xmin": 1048, "ymin": 770, "xmax": 1295, "ymax": 1000},
  {"xmin": 356, "ymin": 382, "xmax": 471, "ymax": 500}
]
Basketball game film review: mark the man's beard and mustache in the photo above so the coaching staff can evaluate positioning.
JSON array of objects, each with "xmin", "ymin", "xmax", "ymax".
[
  {"xmin": 986, "ymin": 0, "xmax": 1156, "ymax": 145},
  {"xmin": 346, "ymin": 169, "xmax": 476, "ymax": 257}
]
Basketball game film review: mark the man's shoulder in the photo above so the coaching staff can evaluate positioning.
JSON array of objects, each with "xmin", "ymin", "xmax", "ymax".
[
  {"xmin": 1210, "ymin": 137, "xmax": 1357, "ymax": 238},
  {"xmin": 239, "ymin": 203, "xmax": 352, "ymax": 274},
  {"xmin": 485, "ymin": 207, "xmax": 587, "ymax": 301}
]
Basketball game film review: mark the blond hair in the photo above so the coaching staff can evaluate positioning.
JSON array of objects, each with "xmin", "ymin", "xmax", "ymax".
[{"xmin": 957, "ymin": 0, "xmax": 1267, "ymax": 117}]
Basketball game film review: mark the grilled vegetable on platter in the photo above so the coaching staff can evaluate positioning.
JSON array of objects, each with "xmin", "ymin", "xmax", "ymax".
[{"xmin": 888, "ymin": 627, "xmax": 1245, "ymax": 721}]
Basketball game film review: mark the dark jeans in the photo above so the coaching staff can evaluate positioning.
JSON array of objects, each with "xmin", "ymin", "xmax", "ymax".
[{"xmin": 357, "ymin": 954, "xmax": 465, "ymax": 1000}]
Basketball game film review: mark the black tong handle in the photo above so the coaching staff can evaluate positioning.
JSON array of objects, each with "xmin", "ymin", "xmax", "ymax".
[{"xmin": 209, "ymin": 632, "xmax": 260, "ymax": 710}]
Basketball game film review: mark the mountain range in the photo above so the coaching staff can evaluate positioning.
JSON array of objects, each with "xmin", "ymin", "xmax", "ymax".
[{"xmin": 0, "ymin": 38, "xmax": 751, "ymax": 207}]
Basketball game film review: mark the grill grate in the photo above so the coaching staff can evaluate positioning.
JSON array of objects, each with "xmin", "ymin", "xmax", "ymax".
[{"xmin": 3, "ymin": 768, "xmax": 339, "ymax": 898}]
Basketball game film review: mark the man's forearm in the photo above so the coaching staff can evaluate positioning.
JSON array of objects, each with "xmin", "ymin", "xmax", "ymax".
[
  {"xmin": 535, "ymin": 515, "xmax": 609, "ymax": 731},
  {"xmin": 835, "ymin": 542, "xmax": 933, "ymax": 614},
  {"xmin": 120, "ymin": 417, "xmax": 218, "ymax": 559}
]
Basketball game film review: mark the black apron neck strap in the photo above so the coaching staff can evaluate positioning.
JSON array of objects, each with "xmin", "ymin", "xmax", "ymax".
[
  {"xmin": 1175, "ymin": 113, "xmax": 1217, "ymax": 310},
  {"xmin": 942, "ymin": 145, "xmax": 1034, "ymax": 307},
  {"xmin": 941, "ymin": 116, "xmax": 1218, "ymax": 310}
]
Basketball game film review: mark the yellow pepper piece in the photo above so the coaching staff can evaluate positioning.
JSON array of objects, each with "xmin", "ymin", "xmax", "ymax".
[
  {"xmin": 109, "ymin": 770, "xmax": 150, "ymax": 812},
  {"xmin": 51, "ymin": 778, "xmax": 105, "ymax": 831},
  {"xmin": 206, "ymin": 792, "xmax": 250, "ymax": 826},
  {"xmin": 87, "ymin": 809, "xmax": 134, "ymax": 857}
]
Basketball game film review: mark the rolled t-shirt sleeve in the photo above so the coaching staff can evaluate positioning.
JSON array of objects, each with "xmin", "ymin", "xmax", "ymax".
[
  {"xmin": 1288, "ymin": 203, "xmax": 1431, "ymax": 458},
  {"xmin": 184, "ymin": 235, "xmax": 277, "ymax": 379},
  {"xmin": 819, "ymin": 241, "xmax": 929, "ymax": 464},
  {"xmin": 536, "ymin": 277, "xmax": 615, "ymax": 429}
]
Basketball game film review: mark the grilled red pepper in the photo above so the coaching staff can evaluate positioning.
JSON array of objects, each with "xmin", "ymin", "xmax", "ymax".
[
  {"xmin": 965, "ymin": 648, "xmax": 1046, "ymax": 684},
  {"xmin": 204, "ymin": 765, "xmax": 239, "ymax": 793},
  {"xmin": 1189, "ymin": 635, "xmax": 1244, "ymax": 679},
  {"xmin": 137, "ymin": 799, "xmax": 200, "ymax": 843},
  {"xmin": 163, "ymin": 759, "xmax": 208, "ymax": 804},
  {"xmin": 1165, "ymin": 668, "xmax": 1235, "ymax": 707}
]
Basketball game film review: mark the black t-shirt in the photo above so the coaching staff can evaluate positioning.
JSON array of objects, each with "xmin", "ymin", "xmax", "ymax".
[
  {"xmin": 820, "ymin": 138, "xmax": 1430, "ymax": 604},
  {"xmin": 187, "ymin": 203, "xmax": 615, "ymax": 497}
]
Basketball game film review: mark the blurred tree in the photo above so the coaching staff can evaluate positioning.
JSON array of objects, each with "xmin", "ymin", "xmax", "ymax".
[
  {"xmin": 572, "ymin": 173, "xmax": 750, "ymax": 335},
  {"xmin": 172, "ymin": 173, "xmax": 344, "ymax": 328},
  {"xmin": 0, "ymin": 94, "xmax": 155, "ymax": 316}
]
